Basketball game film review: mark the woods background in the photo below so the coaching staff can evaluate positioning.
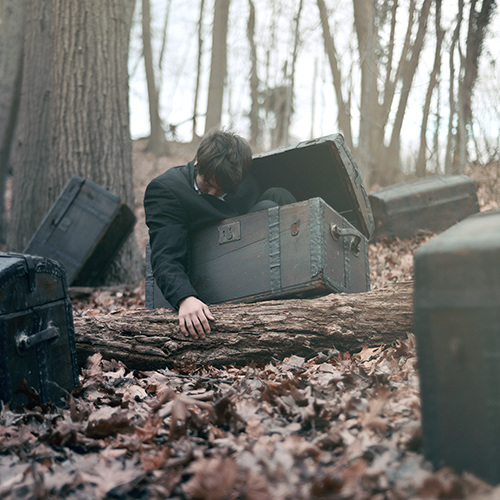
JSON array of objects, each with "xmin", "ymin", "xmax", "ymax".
[
  {"xmin": 0, "ymin": 0, "xmax": 498, "ymax": 284},
  {"xmin": 1, "ymin": 2, "xmax": 500, "ymax": 497},
  {"xmin": 127, "ymin": 0, "xmax": 499, "ymax": 182}
]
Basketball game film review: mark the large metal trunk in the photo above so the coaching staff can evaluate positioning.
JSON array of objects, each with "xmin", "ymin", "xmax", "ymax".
[
  {"xmin": 196, "ymin": 198, "xmax": 368, "ymax": 304},
  {"xmin": 414, "ymin": 209, "xmax": 500, "ymax": 484},
  {"xmin": 0, "ymin": 253, "xmax": 79, "ymax": 408},
  {"xmin": 369, "ymin": 174, "xmax": 479, "ymax": 240},
  {"xmin": 24, "ymin": 176, "xmax": 136, "ymax": 285},
  {"xmin": 146, "ymin": 134, "xmax": 373, "ymax": 309}
]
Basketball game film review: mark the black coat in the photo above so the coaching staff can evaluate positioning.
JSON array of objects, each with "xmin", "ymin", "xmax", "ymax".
[{"xmin": 144, "ymin": 159, "xmax": 261, "ymax": 307}]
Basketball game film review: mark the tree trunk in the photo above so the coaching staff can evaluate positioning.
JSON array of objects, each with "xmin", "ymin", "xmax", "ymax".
[
  {"xmin": 357, "ymin": 0, "xmax": 416, "ymax": 188},
  {"xmin": 416, "ymin": 0, "xmax": 443, "ymax": 178},
  {"xmin": 204, "ymin": 0, "xmax": 230, "ymax": 134},
  {"xmin": 247, "ymin": 0, "xmax": 260, "ymax": 147},
  {"xmin": 352, "ymin": 0, "xmax": 378, "ymax": 180},
  {"xmin": 317, "ymin": 0, "xmax": 353, "ymax": 150},
  {"xmin": 157, "ymin": 0, "xmax": 172, "ymax": 92},
  {"xmin": 310, "ymin": 58, "xmax": 318, "ymax": 139},
  {"xmin": 455, "ymin": 0, "xmax": 496, "ymax": 172},
  {"xmin": 445, "ymin": 0, "xmax": 463, "ymax": 174},
  {"xmin": 7, "ymin": 0, "xmax": 52, "ymax": 251},
  {"xmin": 0, "ymin": 0, "xmax": 24, "ymax": 245},
  {"xmin": 379, "ymin": 0, "xmax": 417, "ymax": 139},
  {"xmin": 74, "ymin": 282, "xmax": 413, "ymax": 369},
  {"xmin": 192, "ymin": 0, "xmax": 205, "ymax": 142},
  {"xmin": 386, "ymin": 0, "xmax": 432, "ymax": 180},
  {"xmin": 282, "ymin": 0, "xmax": 303, "ymax": 147},
  {"xmin": 461, "ymin": 0, "xmax": 496, "ymax": 127},
  {"xmin": 142, "ymin": 0, "xmax": 169, "ymax": 156},
  {"xmin": 8, "ymin": 0, "xmax": 141, "ymax": 284}
]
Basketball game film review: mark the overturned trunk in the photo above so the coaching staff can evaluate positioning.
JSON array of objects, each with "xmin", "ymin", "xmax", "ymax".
[{"xmin": 74, "ymin": 282, "xmax": 413, "ymax": 369}]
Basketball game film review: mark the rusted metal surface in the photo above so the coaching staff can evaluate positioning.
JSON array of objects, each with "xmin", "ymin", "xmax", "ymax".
[
  {"xmin": 414, "ymin": 209, "xmax": 500, "ymax": 484},
  {"xmin": 369, "ymin": 174, "xmax": 479, "ymax": 241},
  {"xmin": 0, "ymin": 253, "xmax": 79, "ymax": 407}
]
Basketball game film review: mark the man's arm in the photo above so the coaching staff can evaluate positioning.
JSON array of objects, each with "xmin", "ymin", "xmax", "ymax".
[{"xmin": 144, "ymin": 177, "xmax": 214, "ymax": 339}]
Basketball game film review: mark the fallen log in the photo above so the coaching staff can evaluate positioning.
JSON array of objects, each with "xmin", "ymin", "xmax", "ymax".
[{"xmin": 74, "ymin": 281, "xmax": 413, "ymax": 369}]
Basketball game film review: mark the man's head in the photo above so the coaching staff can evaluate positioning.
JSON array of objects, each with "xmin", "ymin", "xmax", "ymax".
[{"xmin": 195, "ymin": 130, "xmax": 252, "ymax": 196}]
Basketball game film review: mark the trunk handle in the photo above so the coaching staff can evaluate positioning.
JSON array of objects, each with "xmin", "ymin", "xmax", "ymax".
[
  {"xmin": 330, "ymin": 224, "xmax": 361, "ymax": 255},
  {"xmin": 16, "ymin": 325, "xmax": 60, "ymax": 353}
]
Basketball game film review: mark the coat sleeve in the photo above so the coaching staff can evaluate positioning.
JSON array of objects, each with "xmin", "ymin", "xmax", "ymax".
[{"xmin": 144, "ymin": 177, "xmax": 198, "ymax": 308}]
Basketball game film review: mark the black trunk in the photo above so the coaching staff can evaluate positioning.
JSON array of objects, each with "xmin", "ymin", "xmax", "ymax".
[
  {"xmin": 414, "ymin": 208, "xmax": 500, "ymax": 485},
  {"xmin": 24, "ymin": 177, "xmax": 136, "ymax": 286},
  {"xmin": 369, "ymin": 174, "xmax": 479, "ymax": 241},
  {"xmin": 0, "ymin": 253, "xmax": 79, "ymax": 408}
]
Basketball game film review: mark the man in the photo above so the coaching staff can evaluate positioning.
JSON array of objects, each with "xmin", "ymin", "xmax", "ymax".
[{"xmin": 144, "ymin": 129, "xmax": 294, "ymax": 340}]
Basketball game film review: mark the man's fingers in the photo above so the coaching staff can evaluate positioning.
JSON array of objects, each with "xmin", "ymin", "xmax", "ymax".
[
  {"xmin": 191, "ymin": 316, "xmax": 206, "ymax": 339},
  {"xmin": 187, "ymin": 319, "xmax": 201, "ymax": 339},
  {"xmin": 198, "ymin": 314, "xmax": 211, "ymax": 336},
  {"xmin": 180, "ymin": 319, "xmax": 188, "ymax": 337},
  {"xmin": 179, "ymin": 316, "xmax": 208, "ymax": 340},
  {"xmin": 204, "ymin": 307, "xmax": 215, "ymax": 322},
  {"xmin": 180, "ymin": 318, "xmax": 198, "ymax": 339}
]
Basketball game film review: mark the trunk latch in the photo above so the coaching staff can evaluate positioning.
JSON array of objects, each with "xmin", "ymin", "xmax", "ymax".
[{"xmin": 218, "ymin": 221, "xmax": 241, "ymax": 244}]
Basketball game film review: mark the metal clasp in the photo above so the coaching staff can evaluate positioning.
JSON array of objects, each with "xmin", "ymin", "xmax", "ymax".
[
  {"xmin": 330, "ymin": 224, "xmax": 361, "ymax": 255},
  {"xmin": 218, "ymin": 221, "xmax": 241, "ymax": 244}
]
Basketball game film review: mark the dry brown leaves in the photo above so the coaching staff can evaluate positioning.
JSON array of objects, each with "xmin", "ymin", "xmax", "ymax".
[
  {"xmin": 369, "ymin": 233, "xmax": 433, "ymax": 290},
  {"xmin": 467, "ymin": 160, "xmax": 500, "ymax": 212},
  {"xmin": 3, "ymin": 157, "xmax": 500, "ymax": 498},
  {"xmin": 70, "ymin": 282, "xmax": 146, "ymax": 316},
  {"xmin": 1, "ymin": 343, "xmax": 498, "ymax": 499}
]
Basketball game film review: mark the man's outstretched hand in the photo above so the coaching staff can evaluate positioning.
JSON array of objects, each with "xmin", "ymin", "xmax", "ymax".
[{"xmin": 178, "ymin": 296, "xmax": 215, "ymax": 339}]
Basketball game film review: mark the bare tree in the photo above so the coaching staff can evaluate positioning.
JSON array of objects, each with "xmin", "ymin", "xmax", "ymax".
[
  {"xmin": 142, "ymin": 0, "xmax": 169, "ymax": 155},
  {"xmin": 318, "ymin": 0, "xmax": 432, "ymax": 186},
  {"xmin": 382, "ymin": 0, "xmax": 432, "ymax": 185},
  {"xmin": 352, "ymin": 0, "xmax": 377, "ymax": 178},
  {"xmin": 310, "ymin": 58, "xmax": 318, "ymax": 139},
  {"xmin": 157, "ymin": 0, "xmax": 172, "ymax": 92},
  {"xmin": 445, "ymin": 0, "xmax": 464, "ymax": 174},
  {"xmin": 0, "ymin": 0, "xmax": 24, "ymax": 244},
  {"xmin": 192, "ymin": 0, "xmax": 206, "ymax": 141},
  {"xmin": 317, "ymin": 0, "xmax": 353, "ymax": 150},
  {"xmin": 282, "ymin": 0, "xmax": 304, "ymax": 146},
  {"xmin": 205, "ymin": 0, "xmax": 230, "ymax": 134},
  {"xmin": 8, "ymin": 0, "xmax": 52, "ymax": 251},
  {"xmin": 455, "ymin": 0, "xmax": 496, "ymax": 171},
  {"xmin": 247, "ymin": 0, "xmax": 260, "ymax": 147},
  {"xmin": 416, "ymin": 0, "xmax": 444, "ymax": 177},
  {"xmin": 261, "ymin": 7, "xmax": 301, "ymax": 148},
  {"xmin": 9, "ymin": 0, "xmax": 141, "ymax": 284}
]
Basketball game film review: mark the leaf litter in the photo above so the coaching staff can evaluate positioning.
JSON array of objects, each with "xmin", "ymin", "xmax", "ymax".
[
  {"xmin": 1, "ymin": 335, "xmax": 498, "ymax": 499},
  {"xmin": 2, "ymin": 158, "xmax": 500, "ymax": 498}
]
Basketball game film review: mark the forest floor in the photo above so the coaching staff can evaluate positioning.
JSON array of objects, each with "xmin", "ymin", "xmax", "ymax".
[{"xmin": 1, "ymin": 141, "xmax": 500, "ymax": 499}]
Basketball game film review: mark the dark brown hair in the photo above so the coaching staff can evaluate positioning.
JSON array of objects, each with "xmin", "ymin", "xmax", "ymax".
[{"xmin": 196, "ymin": 129, "xmax": 252, "ymax": 195}]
